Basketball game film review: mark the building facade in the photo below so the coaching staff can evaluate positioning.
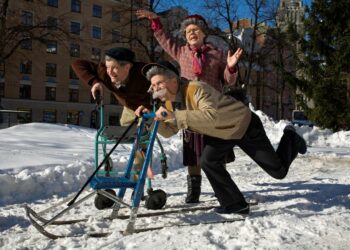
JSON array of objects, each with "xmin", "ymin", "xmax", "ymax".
[
  {"xmin": 227, "ymin": 0, "xmax": 305, "ymax": 120},
  {"xmin": 0, "ymin": 0, "xmax": 149, "ymax": 128},
  {"xmin": 277, "ymin": 0, "xmax": 305, "ymax": 34}
]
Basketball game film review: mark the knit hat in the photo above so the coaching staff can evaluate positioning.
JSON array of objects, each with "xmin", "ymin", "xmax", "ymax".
[
  {"xmin": 180, "ymin": 14, "xmax": 209, "ymax": 35},
  {"xmin": 105, "ymin": 47, "xmax": 135, "ymax": 63}
]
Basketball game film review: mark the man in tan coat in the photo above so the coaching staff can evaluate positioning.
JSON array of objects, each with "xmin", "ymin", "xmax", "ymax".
[{"xmin": 135, "ymin": 61, "xmax": 307, "ymax": 215}]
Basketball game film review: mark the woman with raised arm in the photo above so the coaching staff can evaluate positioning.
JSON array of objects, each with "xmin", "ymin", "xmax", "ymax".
[{"xmin": 136, "ymin": 9, "xmax": 243, "ymax": 204}]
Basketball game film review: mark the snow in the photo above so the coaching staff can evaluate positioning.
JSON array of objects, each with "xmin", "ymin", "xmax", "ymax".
[{"xmin": 0, "ymin": 109, "xmax": 350, "ymax": 249}]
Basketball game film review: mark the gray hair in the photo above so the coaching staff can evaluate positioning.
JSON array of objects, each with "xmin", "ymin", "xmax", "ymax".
[
  {"xmin": 180, "ymin": 18, "xmax": 208, "ymax": 37},
  {"xmin": 105, "ymin": 55, "xmax": 131, "ymax": 66},
  {"xmin": 145, "ymin": 66, "xmax": 179, "ymax": 82}
]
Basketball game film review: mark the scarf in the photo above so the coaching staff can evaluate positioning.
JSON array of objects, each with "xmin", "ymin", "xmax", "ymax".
[{"xmin": 191, "ymin": 44, "xmax": 210, "ymax": 77}]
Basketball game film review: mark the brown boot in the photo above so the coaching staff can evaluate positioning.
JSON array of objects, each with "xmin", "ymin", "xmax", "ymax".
[{"xmin": 185, "ymin": 175, "xmax": 201, "ymax": 203}]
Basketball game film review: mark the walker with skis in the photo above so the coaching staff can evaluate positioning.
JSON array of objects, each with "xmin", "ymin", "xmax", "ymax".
[{"xmin": 24, "ymin": 97, "xmax": 168, "ymax": 238}]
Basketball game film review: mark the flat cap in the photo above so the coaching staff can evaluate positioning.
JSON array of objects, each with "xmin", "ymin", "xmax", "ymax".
[
  {"xmin": 142, "ymin": 60, "xmax": 180, "ymax": 77},
  {"xmin": 105, "ymin": 47, "xmax": 135, "ymax": 63}
]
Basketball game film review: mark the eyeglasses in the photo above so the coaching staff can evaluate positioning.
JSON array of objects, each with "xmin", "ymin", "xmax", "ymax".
[
  {"xmin": 185, "ymin": 28, "xmax": 201, "ymax": 35},
  {"xmin": 148, "ymin": 79, "xmax": 169, "ymax": 93}
]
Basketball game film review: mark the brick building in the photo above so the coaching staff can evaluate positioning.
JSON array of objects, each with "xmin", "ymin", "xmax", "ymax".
[
  {"xmin": 227, "ymin": 0, "xmax": 305, "ymax": 120},
  {"xmin": 0, "ymin": 0, "xmax": 149, "ymax": 128}
]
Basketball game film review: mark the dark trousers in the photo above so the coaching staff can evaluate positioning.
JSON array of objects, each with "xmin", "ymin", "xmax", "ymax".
[
  {"xmin": 183, "ymin": 130, "xmax": 236, "ymax": 166},
  {"xmin": 200, "ymin": 113, "xmax": 298, "ymax": 208}
]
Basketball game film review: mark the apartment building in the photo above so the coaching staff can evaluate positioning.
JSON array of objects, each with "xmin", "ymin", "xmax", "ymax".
[{"xmin": 0, "ymin": 0, "xmax": 149, "ymax": 128}]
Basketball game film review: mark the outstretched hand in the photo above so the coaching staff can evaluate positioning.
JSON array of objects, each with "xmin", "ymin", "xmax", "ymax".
[
  {"xmin": 135, "ymin": 9, "xmax": 158, "ymax": 20},
  {"xmin": 227, "ymin": 48, "xmax": 243, "ymax": 69}
]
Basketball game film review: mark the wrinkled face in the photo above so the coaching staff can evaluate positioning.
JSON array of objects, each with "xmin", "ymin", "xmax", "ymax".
[
  {"xmin": 185, "ymin": 24, "xmax": 205, "ymax": 48},
  {"xmin": 105, "ymin": 60, "xmax": 131, "ymax": 83},
  {"xmin": 149, "ymin": 74, "xmax": 178, "ymax": 101}
]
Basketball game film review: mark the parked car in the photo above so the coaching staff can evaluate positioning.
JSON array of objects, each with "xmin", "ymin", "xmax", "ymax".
[{"xmin": 292, "ymin": 110, "xmax": 314, "ymax": 127}]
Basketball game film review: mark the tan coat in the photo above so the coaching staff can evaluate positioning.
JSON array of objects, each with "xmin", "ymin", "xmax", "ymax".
[{"xmin": 158, "ymin": 80, "xmax": 251, "ymax": 140}]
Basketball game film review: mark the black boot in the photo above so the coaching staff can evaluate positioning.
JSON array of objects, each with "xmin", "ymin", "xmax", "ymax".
[
  {"xmin": 185, "ymin": 175, "xmax": 201, "ymax": 203},
  {"xmin": 284, "ymin": 125, "xmax": 307, "ymax": 154}
]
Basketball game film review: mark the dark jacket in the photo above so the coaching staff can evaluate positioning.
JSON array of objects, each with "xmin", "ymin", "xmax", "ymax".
[{"xmin": 72, "ymin": 60, "xmax": 151, "ymax": 110}]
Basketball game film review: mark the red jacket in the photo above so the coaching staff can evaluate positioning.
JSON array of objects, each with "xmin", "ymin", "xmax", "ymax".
[
  {"xmin": 154, "ymin": 28, "xmax": 238, "ymax": 92},
  {"xmin": 72, "ymin": 60, "xmax": 151, "ymax": 110}
]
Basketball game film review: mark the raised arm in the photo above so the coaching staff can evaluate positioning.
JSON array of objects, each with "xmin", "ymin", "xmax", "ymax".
[{"xmin": 136, "ymin": 9, "xmax": 183, "ymax": 61}]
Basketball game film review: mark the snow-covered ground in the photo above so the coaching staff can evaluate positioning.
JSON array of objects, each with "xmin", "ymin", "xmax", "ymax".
[{"xmin": 0, "ymin": 110, "xmax": 350, "ymax": 249}]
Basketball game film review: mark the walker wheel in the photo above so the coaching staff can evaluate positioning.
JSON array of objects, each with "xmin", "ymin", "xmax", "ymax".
[
  {"xmin": 145, "ymin": 189, "xmax": 167, "ymax": 210},
  {"xmin": 94, "ymin": 189, "xmax": 116, "ymax": 210}
]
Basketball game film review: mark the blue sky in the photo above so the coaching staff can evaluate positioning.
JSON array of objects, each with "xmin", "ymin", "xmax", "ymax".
[
  {"xmin": 182, "ymin": 0, "xmax": 312, "ymax": 15},
  {"xmin": 157, "ymin": 0, "xmax": 312, "ymax": 29}
]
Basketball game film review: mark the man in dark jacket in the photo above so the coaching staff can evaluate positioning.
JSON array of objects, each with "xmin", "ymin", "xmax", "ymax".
[
  {"xmin": 135, "ymin": 61, "xmax": 307, "ymax": 215},
  {"xmin": 72, "ymin": 47, "xmax": 151, "ymax": 126},
  {"xmin": 72, "ymin": 47, "xmax": 152, "ymax": 197}
]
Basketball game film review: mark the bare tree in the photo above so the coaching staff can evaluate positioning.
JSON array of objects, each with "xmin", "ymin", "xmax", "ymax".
[
  {"xmin": 100, "ymin": 0, "xmax": 176, "ymax": 62},
  {"xmin": 241, "ymin": 0, "xmax": 272, "ymax": 87},
  {"xmin": 262, "ymin": 1, "xmax": 300, "ymax": 119},
  {"xmin": 0, "ymin": 0, "xmax": 73, "ymax": 73},
  {"xmin": 202, "ymin": 0, "xmax": 273, "ymax": 92}
]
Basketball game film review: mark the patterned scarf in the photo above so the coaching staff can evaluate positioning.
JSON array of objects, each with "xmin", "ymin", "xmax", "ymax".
[{"xmin": 191, "ymin": 44, "xmax": 210, "ymax": 77}]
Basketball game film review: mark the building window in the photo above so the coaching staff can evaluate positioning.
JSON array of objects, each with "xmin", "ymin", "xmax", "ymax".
[
  {"xmin": 69, "ymin": 66, "xmax": 79, "ymax": 79},
  {"xmin": 112, "ymin": 30, "xmax": 121, "ymax": 43},
  {"xmin": 134, "ymin": 0, "xmax": 143, "ymax": 7},
  {"xmin": 109, "ymin": 114, "xmax": 120, "ymax": 126},
  {"xmin": 92, "ymin": 26, "xmax": 101, "ymax": 39},
  {"xmin": 20, "ymin": 60, "xmax": 32, "ymax": 74},
  {"xmin": 19, "ymin": 84, "xmax": 31, "ymax": 99},
  {"xmin": 46, "ymin": 40, "xmax": 57, "ymax": 54},
  {"xmin": 67, "ymin": 110, "xmax": 79, "ymax": 125},
  {"xmin": 112, "ymin": 10, "xmax": 120, "ymax": 22},
  {"xmin": 70, "ymin": 43, "xmax": 80, "ymax": 57},
  {"xmin": 110, "ymin": 93, "xmax": 118, "ymax": 105},
  {"xmin": 90, "ymin": 110, "xmax": 98, "ymax": 128},
  {"xmin": 17, "ymin": 109, "xmax": 32, "ymax": 124},
  {"xmin": 69, "ymin": 88, "xmax": 79, "ymax": 102},
  {"xmin": 71, "ymin": 0, "xmax": 81, "ymax": 13},
  {"xmin": 70, "ymin": 22, "xmax": 80, "ymax": 35},
  {"xmin": 0, "ymin": 60, "xmax": 4, "ymax": 78},
  {"xmin": 45, "ymin": 86, "xmax": 56, "ymax": 101},
  {"xmin": 21, "ymin": 36, "xmax": 32, "ymax": 50},
  {"xmin": 46, "ymin": 63, "xmax": 57, "ymax": 77},
  {"xmin": 21, "ymin": 11, "xmax": 33, "ymax": 26},
  {"xmin": 43, "ymin": 109, "xmax": 56, "ymax": 123},
  {"xmin": 21, "ymin": 40, "xmax": 32, "ymax": 49},
  {"xmin": 47, "ymin": 16, "xmax": 58, "ymax": 30},
  {"xmin": 47, "ymin": 0, "xmax": 58, "ymax": 7},
  {"xmin": 0, "ymin": 82, "xmax": 4, "ymax": 97},
  {"xmin": 91, "ymin": 47, "xmax": 101, "ymax": 61},
  {"xmin": 93, "ymin": 4, "xmax": 102, "ymax": 18}
]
